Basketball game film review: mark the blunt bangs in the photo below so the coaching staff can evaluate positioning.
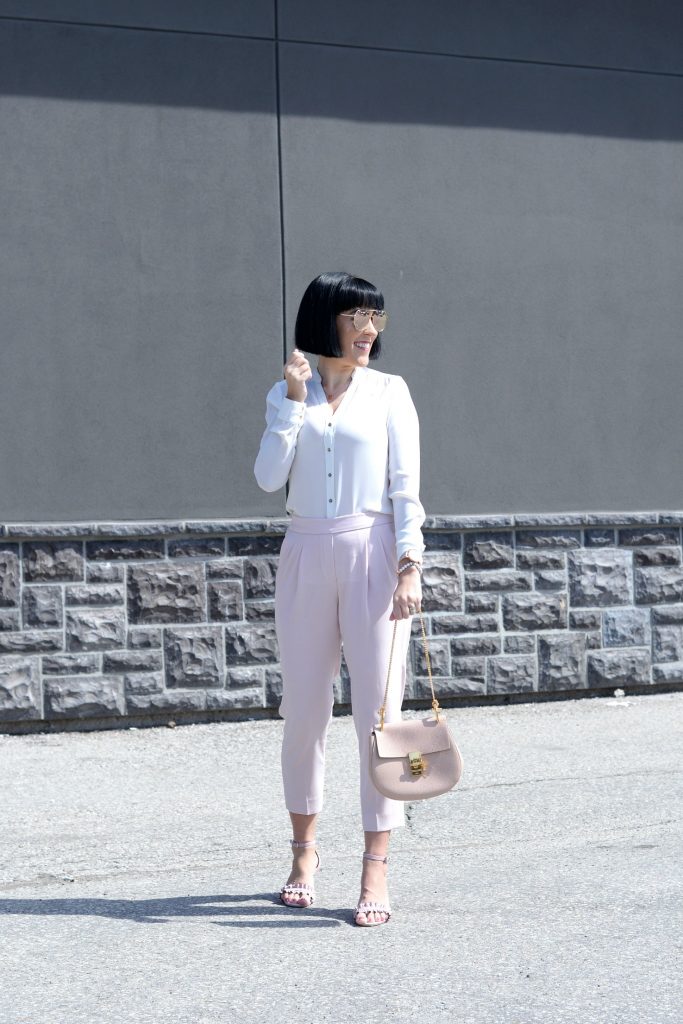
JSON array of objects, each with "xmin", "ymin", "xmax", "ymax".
[{"xmin": 294, "ymin": 271, "xmax": 385, "ymax": 360}]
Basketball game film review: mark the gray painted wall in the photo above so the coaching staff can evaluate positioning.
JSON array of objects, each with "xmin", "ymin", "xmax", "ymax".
[{"xmin": 1, "ymin": 2, "xmax": 681, "ymax": 523}]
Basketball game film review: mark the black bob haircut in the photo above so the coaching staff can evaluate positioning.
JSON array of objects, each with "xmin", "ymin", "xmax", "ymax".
[{"xmin": 294, "ymin": 271, "xmax": 385, "ymax": 360}]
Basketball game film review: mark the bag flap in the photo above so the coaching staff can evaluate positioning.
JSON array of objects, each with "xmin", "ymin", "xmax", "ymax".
[{"xmin": 373, "ymin": 717, "xmax": 453, "ymax": 758}]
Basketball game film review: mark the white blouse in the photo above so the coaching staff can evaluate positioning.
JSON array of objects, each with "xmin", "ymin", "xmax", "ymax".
[{"xmin": 253, "ymin": 363, "xmax": 426, "ymax": 563}]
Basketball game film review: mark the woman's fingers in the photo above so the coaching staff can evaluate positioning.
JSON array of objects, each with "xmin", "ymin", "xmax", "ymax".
[{"xmin": 391, "ymin": 591, "xmax": 422, "ymax": 619}]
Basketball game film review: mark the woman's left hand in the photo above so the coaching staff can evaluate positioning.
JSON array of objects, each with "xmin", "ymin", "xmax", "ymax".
[{"xmin": 390, "ymin": 567, "xmax": 422, "ymax": 620}]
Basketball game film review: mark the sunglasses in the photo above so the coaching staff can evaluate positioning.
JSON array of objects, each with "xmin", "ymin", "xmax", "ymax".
[{"xmin": 339, "ymin": 308, "xmax": 388, "ymax": 333}]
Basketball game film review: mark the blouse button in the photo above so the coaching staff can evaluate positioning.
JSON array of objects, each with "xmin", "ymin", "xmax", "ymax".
[
  {"xmin": 327, "ymin": 447, "xmax": 331, "ymax": 452},
  {"xmin": 328, "ymin": 498, "xmax": 333, "ymax": 503},
  {"xmin": 328, "ymin": 473, "xmax": 332, "ymax": 477}
]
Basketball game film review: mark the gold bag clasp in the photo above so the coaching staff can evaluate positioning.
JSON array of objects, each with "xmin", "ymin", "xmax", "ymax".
[{"xmin": 408, "ymin": 751, "xmax": 426, "ymax": 777}]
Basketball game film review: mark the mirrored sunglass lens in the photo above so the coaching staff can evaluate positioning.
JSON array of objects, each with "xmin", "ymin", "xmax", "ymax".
[
  {"xmin": 353, "ymin": 310, "xmax": 370, "ymax": 330},
  {"xmin": 374, "ymin": 312, "xmax": 387, "ymax": 332}
]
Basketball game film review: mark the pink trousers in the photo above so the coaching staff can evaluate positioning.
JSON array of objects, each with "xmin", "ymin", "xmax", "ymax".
[{"xmin": 274, "ymin": 511, "xmax": 412, "ymax": 832}]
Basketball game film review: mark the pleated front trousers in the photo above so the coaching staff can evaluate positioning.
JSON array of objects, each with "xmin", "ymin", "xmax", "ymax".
[{"xmin": 274, "ymin": 510, "xmax": 412, "ymax": 832}]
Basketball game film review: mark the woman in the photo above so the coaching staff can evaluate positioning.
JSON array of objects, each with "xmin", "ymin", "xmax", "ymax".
[{"xmin": 254, "ymin": 271, "xmax": 425, "ymax": 927}]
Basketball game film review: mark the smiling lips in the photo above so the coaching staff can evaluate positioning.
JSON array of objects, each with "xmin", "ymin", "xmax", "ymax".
[{"xmin": 354, "ymin": 341, "xmax": 371, "ymax": 349}]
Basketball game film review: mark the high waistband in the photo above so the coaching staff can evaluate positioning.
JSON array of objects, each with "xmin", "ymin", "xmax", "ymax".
[{"xmin": 287, "ymin": 511, "xmax": 393, "ymax": 535}]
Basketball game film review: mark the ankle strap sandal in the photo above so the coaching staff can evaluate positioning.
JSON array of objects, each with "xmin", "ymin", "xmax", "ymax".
[
  {"xmin": 279, "ymin": 839, "xmax": 320, "ymax": 909},
  {"xmin": 354, "ymin": 852, "xmax": 392, "ymax": 927}
]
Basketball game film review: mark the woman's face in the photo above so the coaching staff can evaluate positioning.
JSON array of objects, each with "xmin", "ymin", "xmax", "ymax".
[{"xmin": 334, "ymin": 308, "xmax": 379, "ymax": 367}]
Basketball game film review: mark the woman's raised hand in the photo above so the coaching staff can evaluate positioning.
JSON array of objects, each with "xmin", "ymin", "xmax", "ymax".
[{"xmin": 284, "ymin": 349, "xmax": 312, "ymax": 403}]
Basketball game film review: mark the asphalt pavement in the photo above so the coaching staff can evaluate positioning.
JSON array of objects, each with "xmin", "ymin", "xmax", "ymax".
[{"xmin": 1, "ymin": 690, "xmax": 681, "ymax": 1024}]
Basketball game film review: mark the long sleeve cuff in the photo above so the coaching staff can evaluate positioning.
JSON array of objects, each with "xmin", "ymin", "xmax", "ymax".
[{"xmin": 276, "ymin": 396, "xmax": 306, "ymax": 425}]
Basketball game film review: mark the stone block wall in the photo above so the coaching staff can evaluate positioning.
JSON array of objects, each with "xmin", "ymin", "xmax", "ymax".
[{"xmin": 1, "ymin": 512, "xmax": 682, "ymax": 732}]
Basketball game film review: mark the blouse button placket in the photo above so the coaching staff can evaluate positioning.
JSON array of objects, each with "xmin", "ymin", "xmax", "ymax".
[{"xmin": 325, "ymin": 418, "xmax": 334, "ymax": 515}]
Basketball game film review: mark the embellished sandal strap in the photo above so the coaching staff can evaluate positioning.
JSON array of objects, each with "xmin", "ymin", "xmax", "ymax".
[
  {"xmin": 280, "ymin": 881, "xmax": 315, "ymax": 896},
  {"xmin": 355, "ymin": 900, "xmax": 392, "ymax": 916},
  {"xmin": 362, "ymin": 852, "xmax": 388, "ymax": 864},
  {"xmin": 291, "ymin": 839, "xmax": 317, "ymax": 849}
]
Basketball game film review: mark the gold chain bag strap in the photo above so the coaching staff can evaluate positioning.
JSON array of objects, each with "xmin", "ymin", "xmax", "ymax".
[{"xmin": 369, "ymin": 612, "xmax": 463, "ymax": 801}]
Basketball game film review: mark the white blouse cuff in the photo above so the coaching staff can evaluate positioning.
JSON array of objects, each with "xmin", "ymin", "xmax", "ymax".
[{"xmin": 276, "ymin": 396, "xmax": 306, "ymax": 425}]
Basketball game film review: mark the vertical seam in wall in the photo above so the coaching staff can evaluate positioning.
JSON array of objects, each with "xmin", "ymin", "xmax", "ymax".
[
  {"xmin": 273, "ymin": 0, "xmax": 289, "ymax": 512},
  {"xmin": 274, "ymin": 0, "xmax": 286, "ymax": 366}
]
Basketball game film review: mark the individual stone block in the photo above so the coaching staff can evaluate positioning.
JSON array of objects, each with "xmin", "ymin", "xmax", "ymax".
[
  {"xmin": 0, "ymin": 546, "xmax": 20, "ymax": 606},
  {"xmin": 22, "ymin": 585, "xmax": 63, "ymax": 628},
  {"xmin": 465, "ymin": 570, "xmax": 532, "ymax": 592},
  {"xmin": 516, "ymin": 529, "xmax": 581, "ymax": 549},
  {"xmin": 44, "ymin": 675, "xmax": 126, "ymax": 718},
  {"xmin": 126, "ymin": 690, "xmax": 207, "ymax": 713},
  {"xmin": 431, "ymin": 613, "xmax": 499, "ymax": 635},
  {"xmin": 228, "ymin": 535, "xmax": 283, "ymax": 556},
  {"xmin": 333, "ymin": 654, "xmax": 352, "ymax": 704},
  {"xmin": 414, "ymin": 675, "xmax": 485, "ymax": 698},
  {"xmin": 538, "ymin": 633, "xmax": 587, "ymax": 691},
  {"xmin": 652, "ymin": 662, "xmax": 683, "ymax": 683},
  {"xmin": 64, "ymin": 584, "xmax": 125, "ymax": 606},
  {"xmin": 603, "ymin": 608, "xmax": 650, "ymax": 648},
  {"xmin": 449, "ymin": 656, "xmax": 485, "ymax": 680},
  {"xmin": 586, "ymin": 649, "xmax": 651, "ymax": 688},
  {"xmin": 86, "ymin": 539, "xmax": 164, "ymax": 561},
  {"xmin": 42, "ymin": 653, "xmax": 100, "ymax": 675},
  {"xmin": 168, "ymin": 537, "xmax": 225, "ymax": 558},
  {"xmin": 586, "ymin": 633, "xmax": 602, "ymax": 649},
  {"xmin": 245, "ymin": 600, "xmax": 274, "ymax": 621},
  {"xmin": 103, "ymin": 650, "xmax": 163, "ymax": 673},
  {"xmin": 633, "ymin": 547, "xmax": 681, "ymax": 567},
  {"xmin": 206, "ymin": 687, "xmax": 265, "ymax": 709},
  {"xmin": 568, "ymin": 550, "xmax": 633, "ymax": 607},
  {"xmin": 0, "ymin": 656, "xmax": 41, "ymax": 720},
  {"xmin": 127, "ymin": 564, "xmax": 205, "ymax": 624},
  {"xmin": 208, "ymin": 580, "xmax": 244, "ymax": 622},
  {"xmin": 0, "ymin": 630, "xmax": 63, "ymax": 653},
  {"xmin": 206, "ymin": 558, "xmax": 244, "ymax": 580},
  {"xmin": 224, "ymin": 622, "xmax": 278, "ymax": 666},
  {"xmin": 487, "ymin": 655, "xmax": 536, "ymax": 693},
  {"xmin": 569, "ymin": 609, "xmax": 601, "ymax": 630},
  {"xmin": 503, "ymin": 634, "xmax": 535, "ymax": 654},
  {"xmin": 535, "ymin": 571, "xmax": 566, "ymax": 591},
  {"xmin": 424, "ymin": 532, "xmax": 461, "ymax": 551},
  {"xmin": 87, "ymin": 562, "xmax": 124, "ymax": 583},
  {"xmin": 516, "ymin": 550, "xmax": 565, "ymax": 570},
  {"xmin": 65, "ymin": 609, "xmax": 126, "ymax": 651},
  {"xmin": 451, "ymin": 634, "xmax": 501, "ymax": 657},
  {"xmin": 421, "ymin": 556, "xmax": 460, "ymax": 612},
  {"xmin": 164, "ymin": 627, "xmax": 222, "ymax": 688},
  {"xmin": 652, "ymin": 625, "xmax": 683, "ymax": 663},
  {"xmin": 412, "ymin": 636, "xmax": 450, "ymax": 677},
  {"xmin": 225, "ymin": 665, "xmax": 264, "ymax": 690},
  {"xmin": 0, "ymin": 610, "xmax": 21, "ymax": 631},
  {"xmin": 463, "ymin": 531, "xmax": 514, "ymax": 570},
  {"xmin": 584, "ymin": 529, "xmax": 615, "ymax": 547},
  {"xmin": 618, "ymin": 526, "xmax": 680, "ymax": 546},
  {"xmin": 634, "ymin": 566, "xmax": 683, "ymax": 605},
  {"xmin": 502, "ymin": 593, "xmax": 566, "ymax": 631},
  {"xmin": 265, "ymin": 666, "xmax": 282, "ymax": 705},
  {"xmin": 123, "ymin": 673, "xmax": 164, "ymax": 696},
  {"xmin": 127, "ymin": 628, "xmax": 162, "ymax": 649},
  {"xmin": 23, "ymin": 541, "xmax": 84, "ymax": 583},
  {"xmin": 244, "ymin": 557, "xmax": 279, "ymax": 599},
  {"xmin": 465, "ymin": 593, "xmax": 498, "ymax": 613},
  {"xmin": 652, "ymin": 604, "xmax": 683, "ymax": 624}
]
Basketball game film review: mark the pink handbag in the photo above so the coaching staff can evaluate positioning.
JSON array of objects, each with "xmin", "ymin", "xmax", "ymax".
[{"xmin": 369, "ymin": 612, "xmax": 463, "ymax": 801}]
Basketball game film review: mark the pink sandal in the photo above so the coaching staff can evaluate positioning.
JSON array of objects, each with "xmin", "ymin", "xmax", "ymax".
[
  {"xmin": 353, "ymin": 852, "xmax": 392, "ymax": 927},
  {"xmin": 279, "ymin": 839, "xmax": 320, "ymax": 909}
]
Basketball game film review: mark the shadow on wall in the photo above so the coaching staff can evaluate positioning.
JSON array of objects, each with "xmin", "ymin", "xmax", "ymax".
[{"xmin": 0, "ymin": 8, "xmax": 682, "ymax": 141}]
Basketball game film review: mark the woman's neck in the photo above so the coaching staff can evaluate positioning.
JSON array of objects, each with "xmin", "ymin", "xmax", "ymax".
[{"xmin": 317, "ymin": 357, "xmax": 356, "ymax": 394}]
